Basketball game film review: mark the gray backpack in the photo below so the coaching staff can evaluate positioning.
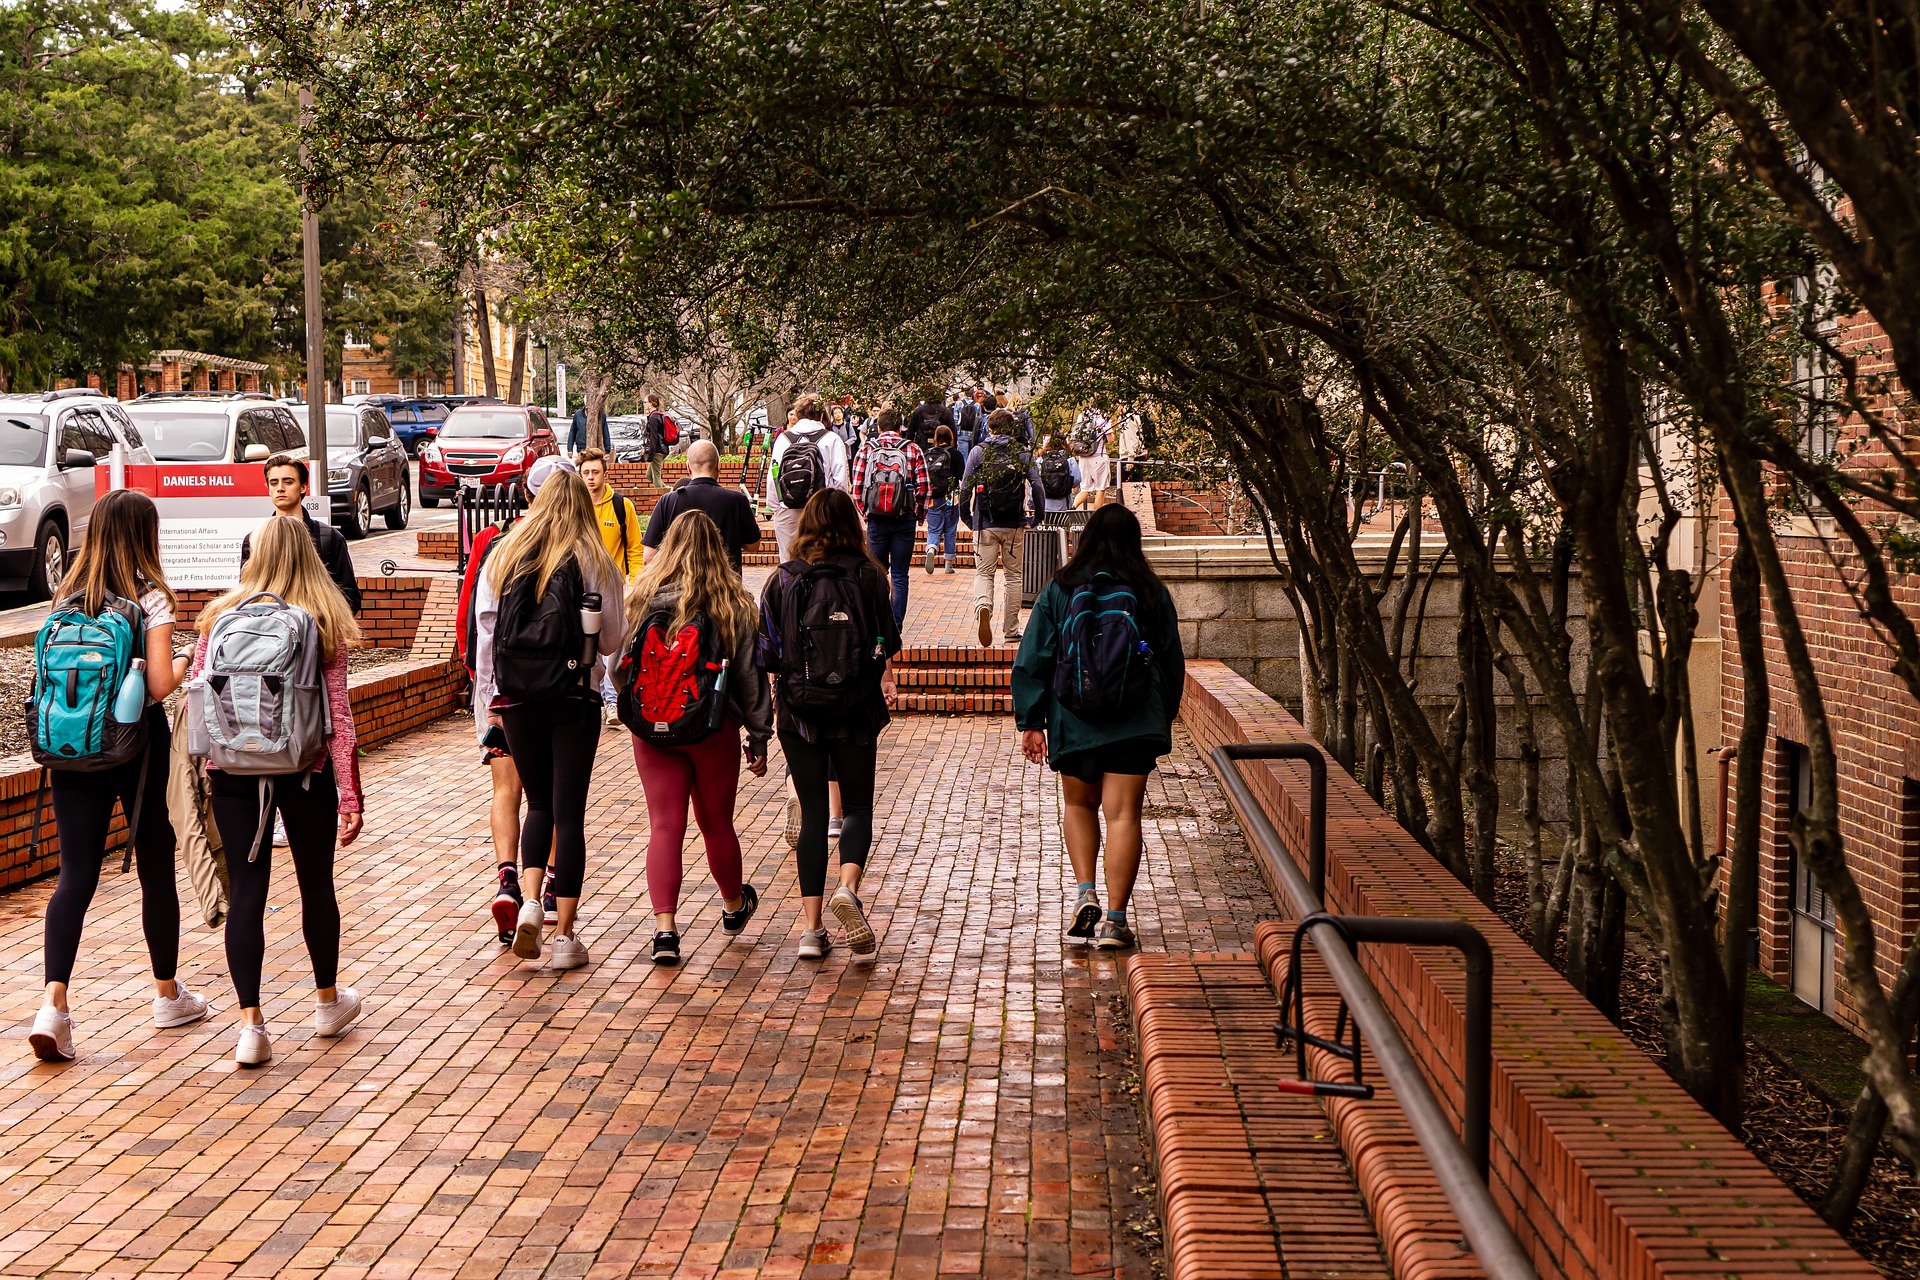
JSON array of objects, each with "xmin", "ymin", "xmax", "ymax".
[{"xmin": 187, "ymin": 593, "xmax": 332, "ymax": 856}]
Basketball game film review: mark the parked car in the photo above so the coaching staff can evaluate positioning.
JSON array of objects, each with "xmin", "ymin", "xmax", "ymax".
[
  {"xmin": 332, "ymin": 395, "xmax": 450, "ymax": 455},
  {"xmin": 123, "ymin": 394, "xmax": 307, "ymax": 466},
  {"xmin": 417, "ymin": 404, "xmax": 560, "ymax": 507},
  {"xmin": 287, "ymin": 404, "xmax": 411, "ymax": 538},
  {"xmin": 604, "ymin": 415, "xmax": 651, "ymax": 463},
  {"xmin": 0, "ymin": 389, "xmax": 155, "ymax": 598}
]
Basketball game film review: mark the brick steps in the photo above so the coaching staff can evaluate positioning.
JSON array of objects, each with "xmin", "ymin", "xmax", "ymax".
[
  {"xmin": 895, "ymin": 666, "xmax": 1012, "ymax": 690},
  {"xmin": 1128, "ymin": 953, "xmax": 1394, "ymax": 1280},
  {"xmin": 892, "ymin": 643, "xmax": 1016, "ymax": 714}
]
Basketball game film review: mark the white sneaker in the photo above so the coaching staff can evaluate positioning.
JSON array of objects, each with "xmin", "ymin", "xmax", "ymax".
[
  {"xmin": 830, "ymin": 886, "xmax": 876, "ymax": 956},
  {"xmin": 153, "ymin": 984, "xmax": 211, "ymax": 1029},
  {"xmin": 548, "ymin": 935, "xmax": 589, "ymax": 970},
  {"xmin": 511, "ymin": 895, "xmax": 544, "ymax": 959},
  {"xmin": 314, "ymin": 987, "xmax": 362, "ymax": 1037},
  {"xmin": 273, "ymin": 816, "xmax": 288, "ymax": 847},
  {"xmin": 28, "ymin": 1005, "xmax": 74, "ymax": 1062},
  {"xmin": 235, "ymin": 1022, "xmax": 272, "ymax": 1066}
]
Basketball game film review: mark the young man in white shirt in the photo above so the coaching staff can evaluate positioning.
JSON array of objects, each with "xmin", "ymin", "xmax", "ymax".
[{"xmin": 765, "ymin": 393, "xmax": 852, "ymax": 561}]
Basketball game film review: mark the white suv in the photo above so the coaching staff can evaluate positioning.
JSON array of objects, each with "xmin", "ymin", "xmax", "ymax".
[
  {"xmin": 122, "ymin": 394, "xmax": 307, "ymax": 466},
  {"xmin": 0, "ymin": 389, "xmax": 155, "ymax": 598}
]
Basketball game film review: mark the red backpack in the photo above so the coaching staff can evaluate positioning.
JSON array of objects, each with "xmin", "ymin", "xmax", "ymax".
[
  {"xmin": 456, "ymin": 523, "xmax": 507, "ymax": 679},
  {"xmin": 661, "ymin": 414, "xmax": 679, "ymax": 447},
  {"xmin": 615, "ymin": 607, "xmax": 729, "ymax": 744}
]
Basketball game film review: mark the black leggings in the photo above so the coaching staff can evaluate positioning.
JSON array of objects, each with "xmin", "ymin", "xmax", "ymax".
[
  {"xmin": 43, "ymin": 705, "xmax": 178, "ymax": 986},
  {"xmin": 210, "ymin": 762, "xmax": 340, "ymax": 1009},
  {"xmin": 499, "ymin": 700, "xmax": 601, "ymax": 898},
  {"xmin": 781, "ymin": 730, "xmax": 876, "ymax": 897}
]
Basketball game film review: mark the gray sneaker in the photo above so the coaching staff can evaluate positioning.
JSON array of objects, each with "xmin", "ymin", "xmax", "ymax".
[
  {"xmin": 783, "ymin": 796, "xmax": 802, "ymax": 851},
  {"xmin": 154, "ymin": 984, "xmax": 211, "ymax": 1029},
  {"xmin": 548, "ymin": 935, "xmax": 589, "ymax": 970},
  {"xmin": 827, "ymin": 816, "xmax": 844, "ymax": 840},
  {"xmin": 976, "ymin": 604, "xmax": 993, "ymax": 646},
  {"xmin": 797, "ymin": 928, "xmax": 831, "ymax": 960},
  {"xmin": 1093, "ymin": 919, "xmax": 1137, "ymax": 951},
  {"xmin": 830, "ymin": 886, "xmax": 876, "ymax": 956},
  {"xmin": 313, "ymin": 987, "xmax": 363, "ymax": 1037},
  {"xmin": 1066, "ymin": 888, "xmax": 1102, "ymax": 943},
  {"xmin": 29, "ymin": 1005, "xmax": 73, "ymax": 1062}
]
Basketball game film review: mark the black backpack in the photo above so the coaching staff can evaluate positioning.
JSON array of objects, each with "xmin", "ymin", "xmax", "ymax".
[
  {"xmin": 775, "ymin": 559, "xmax": 878, "ymax": 716},
  {"xmin": 926, "ymin": 447, "xmax": 955, "ymax": 501},
  {"xmin": 976, "ymin": 440, "xmax": 1029, "ymax": 525},
  {"xmin": 777, "ymin": 430, "xmax": 826, "ymax": 508},
  {"xmin": 958, "ymin": 400, "xmax": 981, "ymax": 438},
  {"xmin": 492, "ymin": 556, "xmax": 589, "ymax": 702},
  {"xmin": 1052, "ymin": 574, "xmax": 1151, "ymax": 721},
  {"xmin": 1039, "ymin": 452, "xmax": 1073, "ymax": 498},
  {"xmin": 617, "ymin": 607, "xmax": 729, "ymax": 745}
]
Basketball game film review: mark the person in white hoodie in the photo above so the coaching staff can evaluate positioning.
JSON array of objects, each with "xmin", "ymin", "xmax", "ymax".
[{"xmin": 765, "ymin": 394, "xmax": 851, "ymax": 561}]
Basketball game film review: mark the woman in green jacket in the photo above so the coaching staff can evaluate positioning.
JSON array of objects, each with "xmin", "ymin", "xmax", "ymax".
[{"xmin": 1012, "ymin": 505, "xmax": 1185, "ymax": 949}]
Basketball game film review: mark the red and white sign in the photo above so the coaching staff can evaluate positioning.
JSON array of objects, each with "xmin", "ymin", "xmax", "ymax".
[{"xmin": 99, "ymin": 465, "xmax": 296, "ymax": 587}]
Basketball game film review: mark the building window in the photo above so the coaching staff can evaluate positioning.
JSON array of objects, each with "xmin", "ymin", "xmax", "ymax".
[
  {"xmin": 350, "ymin": 379, "xmax": 371, "ymax": 396},
  {"xmin": 398, "ymin": 378, "xmax": 418, "ymax": 398},
  {"xmin": 425, "ymin": 378, "xmax": 443, "ymax": 396},
  {"xmin": 1785, "ymin": 742, "xmax": 1838, "ymax": 1015}
]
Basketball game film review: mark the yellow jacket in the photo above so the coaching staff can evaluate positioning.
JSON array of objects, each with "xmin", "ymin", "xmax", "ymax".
[{"xmin": 594, "ymin": 488, "xmax": 646, "ymax": 578}]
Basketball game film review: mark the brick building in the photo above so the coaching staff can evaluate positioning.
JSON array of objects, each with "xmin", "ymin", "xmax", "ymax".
[
  {"xmin": 53, "ymin": 350, "xmax": 271, "ymax": 399},
  {"xmin": 339, "ymin": 301, "xmax": 515, "ymax": 401},
  {"xmin": 1721, "ymin": 310, "xmax": 1920, "ymax": 1034}
]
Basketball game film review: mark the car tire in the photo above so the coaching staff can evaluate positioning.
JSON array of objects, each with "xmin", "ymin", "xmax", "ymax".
[
  {"xmin": 28, "ymin": 521, "xmax": 66, "ymax": 601},
  {"xmin": 421, "ymin": 492, "xmax": 441, "ymax": 508},
  {"xmin": 383, "ymin": 479, "xmax": 411, "ymax": 530},
  {"xmin": 340, "ymin": 484, "xmax": 372, "ymax": 539}
]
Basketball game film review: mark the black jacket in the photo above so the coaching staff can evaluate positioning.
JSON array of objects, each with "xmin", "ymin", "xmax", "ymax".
[{"xmin": 241, "ymin": 511, "xmax": 363, "ymax": 615}]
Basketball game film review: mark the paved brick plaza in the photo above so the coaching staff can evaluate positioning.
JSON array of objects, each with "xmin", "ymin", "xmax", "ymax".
[{"xmin": 0, "ymin": 574, "xmax": 1278, "ymax": 1278}]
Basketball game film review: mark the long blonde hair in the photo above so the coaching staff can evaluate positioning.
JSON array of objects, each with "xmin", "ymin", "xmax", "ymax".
[
  {"xmin": 198, "ymin": 515, "xmax": 362, "ymax": 662},
  {"xmin": 487, "ymin": 471, "xmax": 618, "ymax": 599},
  {"xmin": 624, "ymin": 510, "xmax": 756, "ymax": 653},
  {"xmin": 65, "ymin": 489, "xmax": 175, "ymax": 618}
]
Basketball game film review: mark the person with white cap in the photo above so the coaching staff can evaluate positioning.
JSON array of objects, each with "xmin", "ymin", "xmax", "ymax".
[{"xmin": 469, "ymin": 459, "xmax": 624, "ymax": 971}]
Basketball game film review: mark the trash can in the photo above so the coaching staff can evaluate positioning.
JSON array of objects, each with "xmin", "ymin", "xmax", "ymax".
[{"xmin": 1023, "ymin": 526, "xmax": 1069, "ymax": 605}]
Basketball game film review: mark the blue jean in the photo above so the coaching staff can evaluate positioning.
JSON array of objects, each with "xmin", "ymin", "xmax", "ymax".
[
  {"xmin": 926, "ymin": 504, "xmax": 959, "ymax": 561},
  {"xmin": 866, "ymin": 515, "xmax": 915, "ymax": 627}
]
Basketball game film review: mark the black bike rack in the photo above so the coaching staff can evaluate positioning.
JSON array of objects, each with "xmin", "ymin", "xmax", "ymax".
[
  {"xmin": 456, "ymin": 482, "xmax": 525, "ymax": 572},
  {"xmin": 1273, "ymin": 912, "xmax": 1375, "ymax": 1100}
]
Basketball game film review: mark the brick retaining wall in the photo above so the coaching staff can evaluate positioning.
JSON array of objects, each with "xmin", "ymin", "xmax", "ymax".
[{"xmin": 1179, "ymin": 659, "xmax": 1872, "ymax": 1280}]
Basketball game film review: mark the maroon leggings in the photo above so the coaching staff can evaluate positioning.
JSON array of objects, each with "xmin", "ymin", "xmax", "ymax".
[{"xmin": 631, "ymin": 723, "xmax": 746, "ymax": 914}]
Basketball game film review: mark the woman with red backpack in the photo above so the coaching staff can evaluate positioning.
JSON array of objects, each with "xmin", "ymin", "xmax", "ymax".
[
  {"xmin": 617, "ymin": 510, "xmax": 772, "ymax": 966},
  {"xmin": 756, "ymin": 488, "xmax": 901, "ymax": 960}
]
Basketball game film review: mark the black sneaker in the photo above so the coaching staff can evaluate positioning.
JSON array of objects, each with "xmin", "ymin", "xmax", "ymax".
[
  {"xmin": 652, "ymin": 931, "xmax": 681, "ymax": 966},
  {"xmin": 542, "ymin": 870, "xmax": 558, "ymax": 925},
  {"xmin": 721, "ymin": 884, "xmax": 760, "ymax": 936},
  {"xmin": 491, "ymin": 866, "xmax": 523, "ymax": 944}
]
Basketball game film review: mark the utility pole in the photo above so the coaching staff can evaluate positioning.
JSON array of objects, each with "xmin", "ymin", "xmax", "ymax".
[{"xmin": 300, "ymin": 85, "xmax": 328, "ymax": 499}]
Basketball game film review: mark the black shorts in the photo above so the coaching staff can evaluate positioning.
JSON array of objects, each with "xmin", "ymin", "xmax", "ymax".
[{"xmin": 1052, "ymin": 736, "xmax": 1166, "ymax": 784}]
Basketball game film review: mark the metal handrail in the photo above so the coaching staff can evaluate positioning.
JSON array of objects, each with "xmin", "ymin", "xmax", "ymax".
[{"xmin": 1213, "ymin": 742, "xmax": 1538, "ymax": 1280}]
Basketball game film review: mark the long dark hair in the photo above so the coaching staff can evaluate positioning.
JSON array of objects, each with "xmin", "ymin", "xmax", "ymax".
[
  {"xmin": 1055, "ymin": 504, "xmax": 1164, "ymax": 622},
  {"xmin": 65, "ymin": 489, "xmax": 174, "ymax": 617},
  {"xmin": 790, "ymin": 488, "xmax": 879, "ymax": 569}
]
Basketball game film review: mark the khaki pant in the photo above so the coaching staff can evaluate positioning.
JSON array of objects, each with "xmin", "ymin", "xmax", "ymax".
[
  {"xmin": 647, "ymin": 456, "xmax": 664, "ymax": 488},
  {"xmin": 974, "ymin": 526, "xmax": 1025, "ymax": 639},
  {"xmin": 772, "ymin": 505, "xmax": 805, "ymax": 561}
]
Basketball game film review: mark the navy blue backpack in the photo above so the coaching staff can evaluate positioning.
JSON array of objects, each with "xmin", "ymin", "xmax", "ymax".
[{"xmin": 1052, "ymin": 574, "xmax": 1152, "ymax": 721}]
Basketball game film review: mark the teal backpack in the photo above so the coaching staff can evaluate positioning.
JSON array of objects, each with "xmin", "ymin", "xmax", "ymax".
[{"xmin": 28, "ymin": 593, "xmax": 152, "ymax": 868}]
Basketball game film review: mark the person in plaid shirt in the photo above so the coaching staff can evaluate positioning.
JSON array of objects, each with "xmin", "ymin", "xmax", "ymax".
[{"xmin": 851, "ymin": 408, "xmax": 931, "ymax": 627}]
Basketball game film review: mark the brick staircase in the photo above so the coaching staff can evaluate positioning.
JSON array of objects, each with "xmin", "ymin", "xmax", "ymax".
[{"xmin": 893, "ymin": 644, "xmax": 1014, "ymax": 714}]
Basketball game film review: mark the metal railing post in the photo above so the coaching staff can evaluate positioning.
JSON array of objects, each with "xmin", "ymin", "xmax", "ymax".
[
  {"xmin": 1219, "ymin": 742, "xmax": 1326, "ymax": 899},
  {"xmin": 1211, "ymin": 743, "xmax": 1536, "ymax": 1280}
]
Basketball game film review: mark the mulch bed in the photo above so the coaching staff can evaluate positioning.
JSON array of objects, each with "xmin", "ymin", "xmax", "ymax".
[{"xmin": 1489, "ymin": 838, "xmax": 1918, "ymax": 1278}]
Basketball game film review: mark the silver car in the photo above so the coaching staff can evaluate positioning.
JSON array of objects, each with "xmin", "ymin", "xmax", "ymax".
[{"xmin": 0, "ymin": 389, "xmax": 155, "ymax": 598}]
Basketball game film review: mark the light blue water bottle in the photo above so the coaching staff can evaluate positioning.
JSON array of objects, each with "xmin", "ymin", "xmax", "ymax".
[{"xmin": 112, "ymin": 658, "xmax": 146, "ymax": 723}]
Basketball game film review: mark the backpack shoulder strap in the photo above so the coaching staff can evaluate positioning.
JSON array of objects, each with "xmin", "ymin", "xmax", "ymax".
[{"xmin": 611, "ymin": 493, "xmax": 630, "ymax": 566}]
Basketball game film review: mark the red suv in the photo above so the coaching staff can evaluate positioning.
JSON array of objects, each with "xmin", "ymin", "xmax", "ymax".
[{"xmin": 418, "ymin": 405, "xmax": 560, "ymax": 507}]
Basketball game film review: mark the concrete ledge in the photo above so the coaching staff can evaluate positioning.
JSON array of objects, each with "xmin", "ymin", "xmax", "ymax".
[{"xmin": 1179, "ymin": 659, "xmax": 1873, "ymax": 1280}]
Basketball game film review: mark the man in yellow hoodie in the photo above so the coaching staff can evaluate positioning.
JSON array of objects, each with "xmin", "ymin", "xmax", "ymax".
[{"xmin": 578, "ymin": 448, "xmax": 646, "ymax": 722}]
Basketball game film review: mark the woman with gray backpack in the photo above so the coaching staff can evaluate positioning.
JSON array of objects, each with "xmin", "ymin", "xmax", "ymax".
[
  {"xmin": 27, "ymin": 490, "xmax": 204, "ymax": 1062},
  {"xmin": 190, "ymin": 515, "xmax": 366, "ymax": 1066},
  {"xmin": 1012, "ymin": 504, "xmax": 1184, "ymax": 951}
]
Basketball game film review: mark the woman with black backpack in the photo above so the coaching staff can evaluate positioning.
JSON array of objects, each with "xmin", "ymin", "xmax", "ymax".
[
  {"xmin": 1037, "ymin": 434, "xmax": 1078, "ymax": 514},
  {"xmin": 1012, "ymin": 505, "xmax": 1185, "ymax": 950},
  {"xmin": 756, "ymin": 488, "xmax": 902, "ymax": 960},
  {"xmin": 471, "ymin": 467, "xmax": 625, "ymax": 971},
  {"xmin": 618, "ymin": 510, "xmax": 772, "ymax": 966},
  {"xmin": 27, "ymin": 490, "xmax": 204, "ymax": 1062},
  {"xmin": 923, "ymin": 424, "xmax": 967, "ymax": 574}
]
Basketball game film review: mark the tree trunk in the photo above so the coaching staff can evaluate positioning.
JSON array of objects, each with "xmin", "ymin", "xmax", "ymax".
[
  {"xmin": 583, "ymin": 367, "xmax": 613, "ymax": 452},
  {"xmin": 472, "ymin": 289, "xmax": 498, "ymax": 399},
  {"xmin": 506, "ymin": 326, "xmax": 528, "ymax": 404}
]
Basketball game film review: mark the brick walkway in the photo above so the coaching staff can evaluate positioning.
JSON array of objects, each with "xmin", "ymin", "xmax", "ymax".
[{"xmin": 0, "ymin": 578, "xmax": 1277, "ymax": 1278}]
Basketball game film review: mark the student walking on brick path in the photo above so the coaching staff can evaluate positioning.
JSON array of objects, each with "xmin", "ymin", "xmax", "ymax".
[
  {"xmin": 961, "ymin": 408, "xmax": 1046, "ymax": 646},
  {"xmin": 27, "ymin": 491, "xmax": 205, "ymax": 1062},
  {"xmin": 1037, "ymin": 434, "xmax": 1078, "ymax": 514},
  {"xmin": 851, "ymin": 407, "xmax": 930, "ymax": 628},
  {"xmin": 192, "ymin": 516, "xmax": 366, "ymax": 1065},
  {"xmin": 765, "ymin": 394, "xmax": 851, "ymax": 562},
  {"xmin": 471, "ymin": 468, "xmax": 625, "ymax": 971},
  {"xmin": 923, "ymin": 424, "xmax": 966, "ymax": 575},
  {"xmin": 614, "ymin": 511, "xmax": 771, "ymax": 966},
  {"xmin": 242, "ymin": 455, "xmax": 363, "ymax": 615},
  {"xmin": 1013, "ymin": 504, "xmax": 1185, "ymax": 950},
  {"xmin": 642, "ymin": 440, "xmax": 760, "ymax": 572},
  {"xmin": 579, "ymin": 446, "xmax": 647, "ymax": 724},
  {"xmin": 757, "ymin": 489, "xmax": 902, "ymax": 960}
]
